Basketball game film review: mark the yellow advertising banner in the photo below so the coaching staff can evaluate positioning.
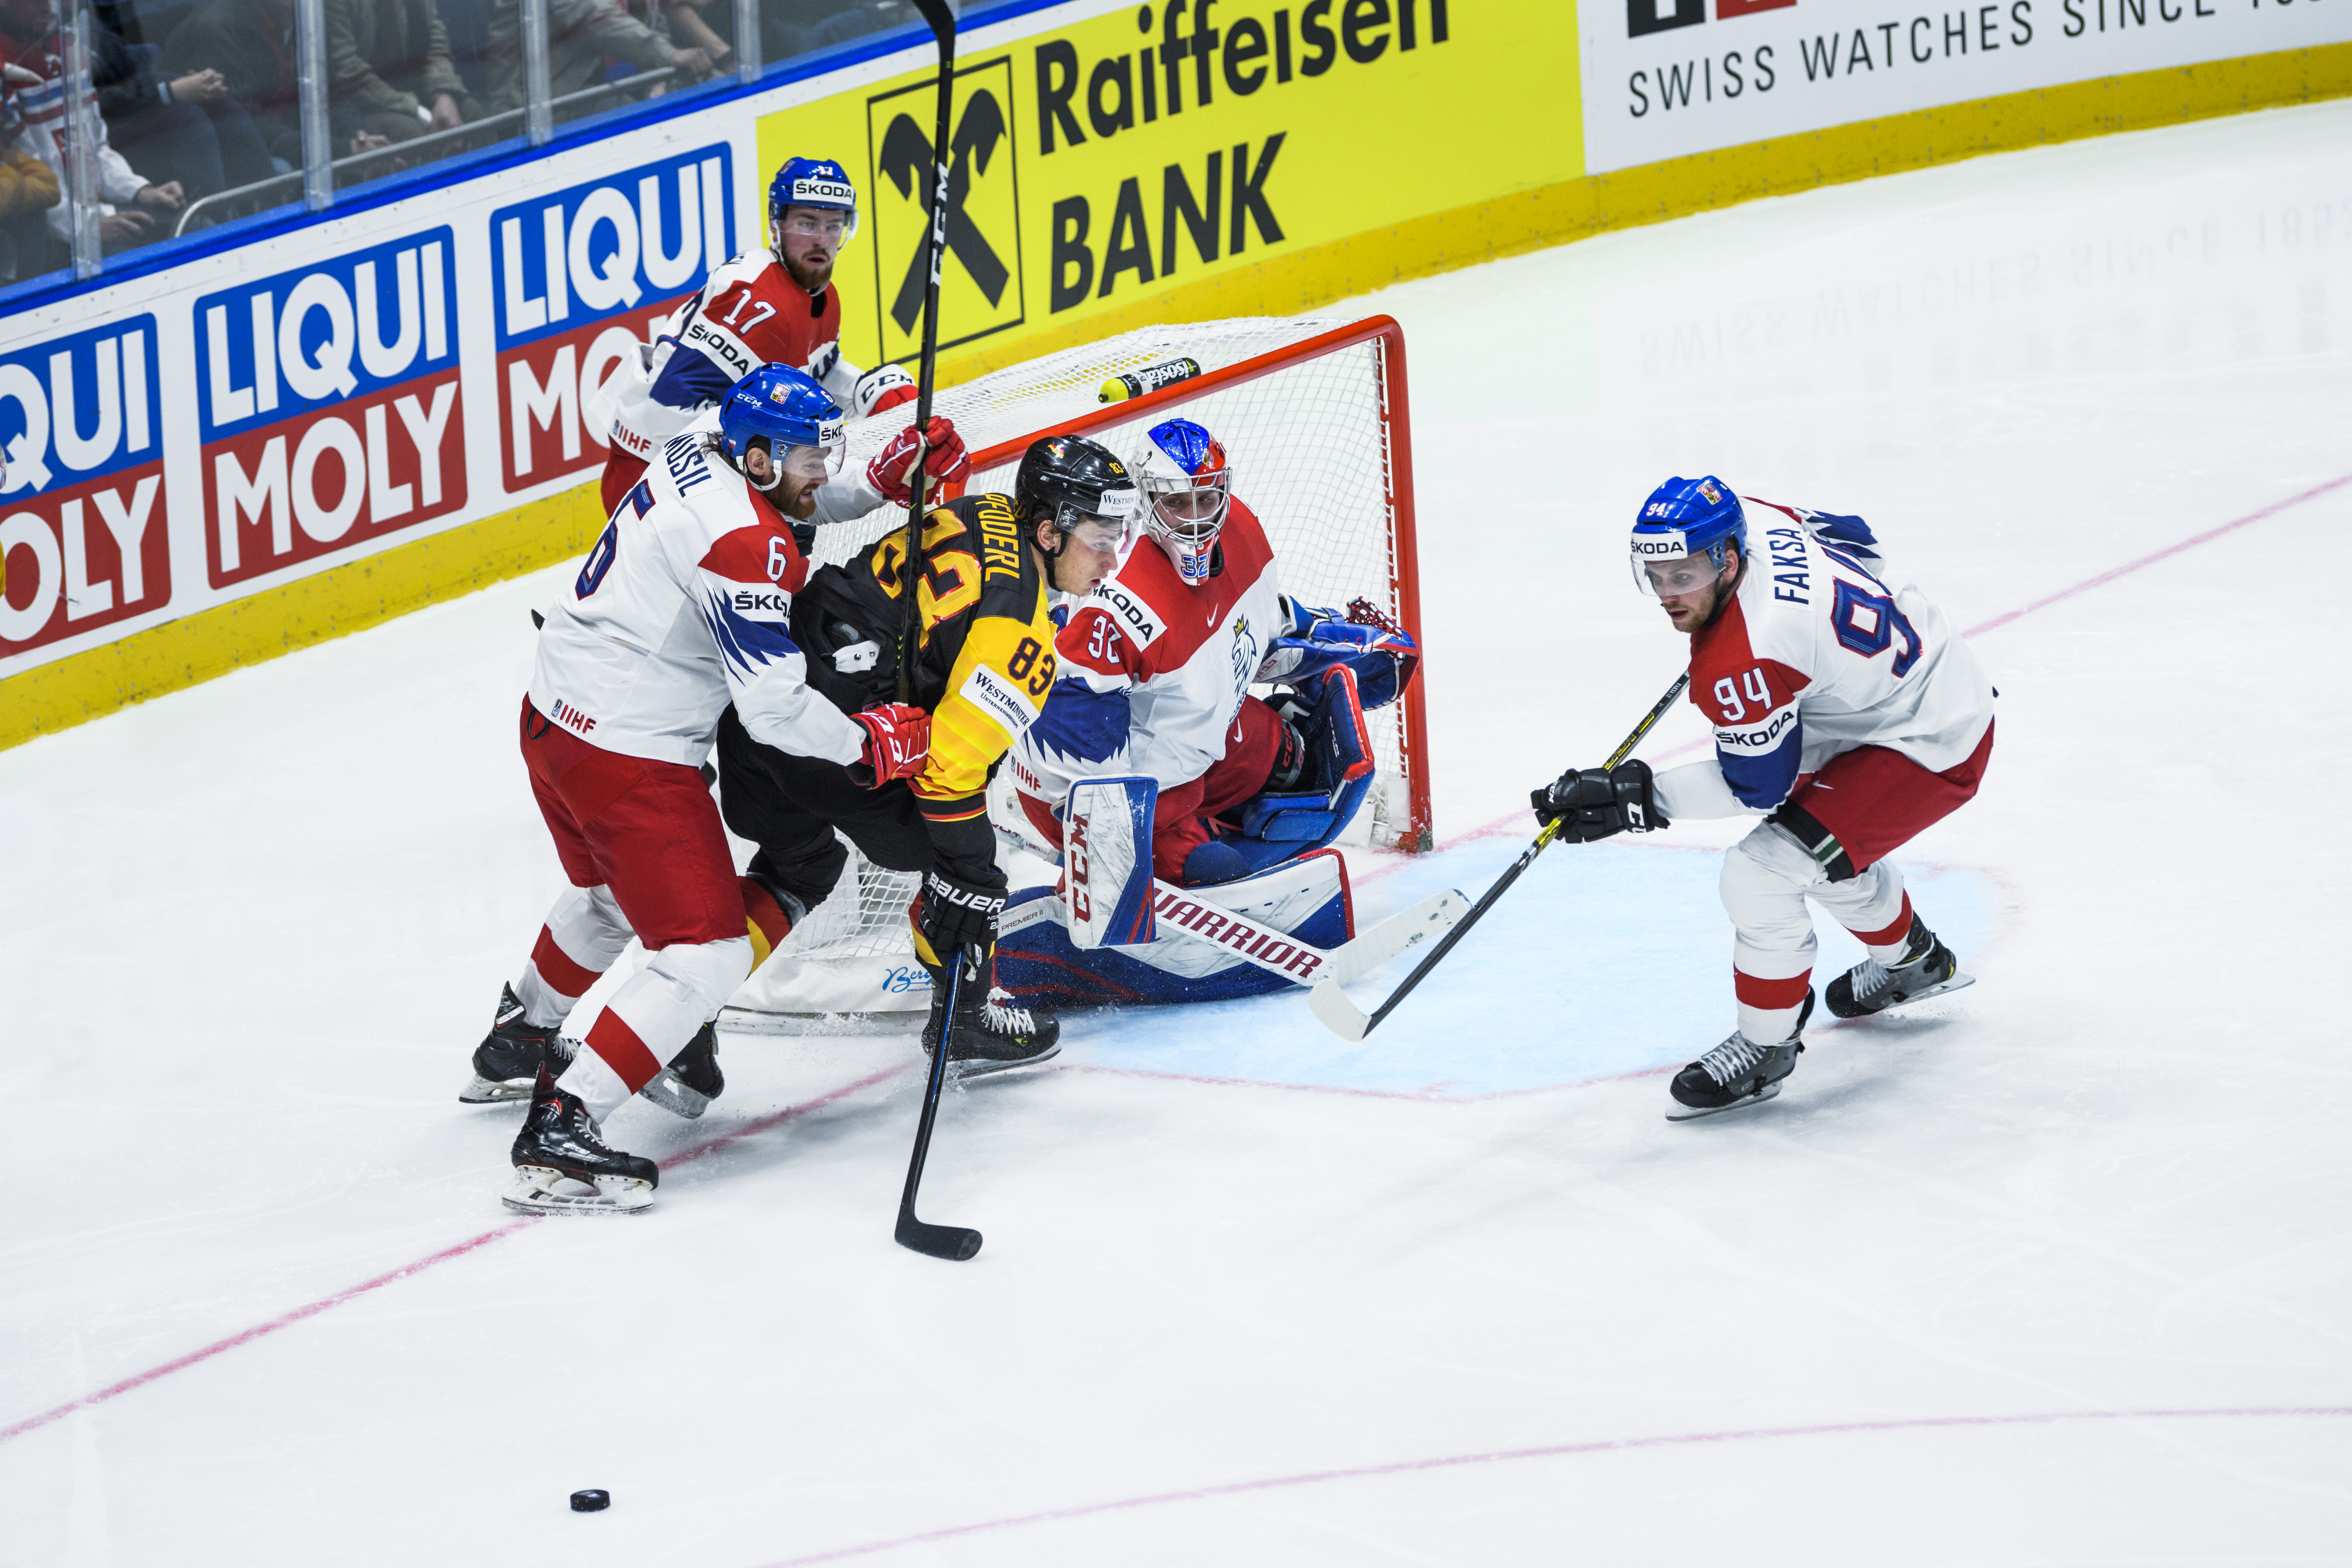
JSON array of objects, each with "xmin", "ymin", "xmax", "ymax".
[{"xmin": 757, "ymin": 1, "xmax": 1583, "ymax": 380}]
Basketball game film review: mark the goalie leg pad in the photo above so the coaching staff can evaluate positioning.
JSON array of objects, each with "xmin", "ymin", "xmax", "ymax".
[{"xmin": 1063, "ymin": 775, "xmax": 1158, "ymax": 950}]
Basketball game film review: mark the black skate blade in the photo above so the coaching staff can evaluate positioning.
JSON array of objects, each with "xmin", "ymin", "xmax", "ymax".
[
  {"xmin": 459, "ymin": 1074, "xmax": 534, "ymax": 1104},
  {"xmin": 896, "ymin": 1214, "xmax": 982, "ymax": 1260},
  {"xmin": 1833, "ymin": 969, "xmax": 1976, "ymax": 1020},
  {"xmin": 639, "ymin": 1068, "xmax": 711, "ymax": 1119},
  {"xmin": 1665, "ymin": 1080, "xmax": 1786, "ymax": 1122},
  {"xmin": 947, "ymin": 1041, "xmax": 1062, "ymax": 1083}
]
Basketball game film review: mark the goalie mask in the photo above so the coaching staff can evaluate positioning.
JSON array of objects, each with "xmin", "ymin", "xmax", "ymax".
[
  {"xmin": 1631, "ymin": 474, "xmax": 1746, "ymax": 597},
  {"xmin": 1132, "ymin": 419, "xmax": 1231, "ymax": 587}
]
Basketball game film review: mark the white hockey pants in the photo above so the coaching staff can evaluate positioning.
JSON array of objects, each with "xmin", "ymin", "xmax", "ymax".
[{"xmin": 1721, "ymin": 821, "xmax": 1918, "ymax": 1044}]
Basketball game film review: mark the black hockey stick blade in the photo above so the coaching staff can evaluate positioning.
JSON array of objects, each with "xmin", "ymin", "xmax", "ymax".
[
  {"xmin": 1309, "ymin": 672, "xmax": 1694, "ymax": 1042},
  {"xmin": 895, "ymin": 1211, "xmax": 982, "ymax": 1261},
  {"xmin": 893, "ymin": 944, "xmax": 982, "ymax": 1261}
]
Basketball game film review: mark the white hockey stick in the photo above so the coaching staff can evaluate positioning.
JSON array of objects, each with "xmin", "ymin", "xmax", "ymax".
[{"xmin": 1129, "ymin": 879, "xmax": 1469, "ymax": 992}]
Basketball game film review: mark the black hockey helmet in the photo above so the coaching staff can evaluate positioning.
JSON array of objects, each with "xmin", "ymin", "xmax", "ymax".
[{"xmin": 1014, "ymin": 434, "xmax": 1141, "ymax": 553}]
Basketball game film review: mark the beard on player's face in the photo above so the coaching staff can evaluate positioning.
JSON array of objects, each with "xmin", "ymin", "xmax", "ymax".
[{"xmin": 780, "ymin": 232, "xmax": 835, "ymax": 293}]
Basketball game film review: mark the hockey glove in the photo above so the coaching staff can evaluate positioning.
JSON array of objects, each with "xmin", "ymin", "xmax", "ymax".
[
  {"xmin": 1258, "ymin": 598, "xmax": 1421, "ymax": 710},
  {"xmin": 915, "ymin": 868, "xmax": 1006, "ymax": 959},
  {"xmin": 848, "ymin": 702, "xmax": 930, "ymax": 786},
  {"xmin": 867, "ymin": 417, "xmax": 971, "ymax": 506},
  {"xmin": 1531, "ymin": 760, "xmax": 1669, "ymax": 843},
  {"xmin": 851, "ymin": 363, "xmax": 919, "ymax": 418}
]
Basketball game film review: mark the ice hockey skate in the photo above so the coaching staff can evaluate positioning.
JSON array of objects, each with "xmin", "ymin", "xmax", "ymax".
[
  {"xmin": 504, "ymin": 1069, "xmax": 658, "ymax": 1215},
  {"xmin": 1668, "ymin": 995, "xmax": 1811, "ymax": 1121},
  {"xmin": 640, "ymin": 1021, "xmax": 724, "ymax": 1119},
  {"xmin": 1825, "ymin": 915, "xmax": 1975, "ymax": 1018},
  {"xmin": 458, "ymin": 983, "xmax": 577, "ymax": 1103},
  {"xmin": 922, "ymin": 978, "xmax": 1061, "ymax": 1080}
]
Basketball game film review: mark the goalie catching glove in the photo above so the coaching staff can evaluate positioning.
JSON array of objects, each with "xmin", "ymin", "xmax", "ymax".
[
  {"xmin": 1257, "ymin": 597, "xmax": 1421, "ymax": 709},
  {"xmin": 867, "ymin": 416, "xmax": 971, "ymax": 506},
  {"xmin": 849, "ymin": 702, "xmax": 930, "ymax": 785},
  {"xmin": 1532, "ymin": 760, "xmax": 1668, "ymax": 843}
]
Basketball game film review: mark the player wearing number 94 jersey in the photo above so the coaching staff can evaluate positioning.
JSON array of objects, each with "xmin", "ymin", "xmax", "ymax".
[
  {"xmin": 1533, "ymin": 476, "xmax": 1995, "ymax": 1121},
  {"xmin": 714, "ymin": 434, "xmax": 1141, "ymax": 1075}
]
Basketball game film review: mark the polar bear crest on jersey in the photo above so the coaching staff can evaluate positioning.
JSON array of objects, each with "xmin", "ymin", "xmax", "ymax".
[{"xmin": 1132, "ymin": 419, "xmax": 1232, "ymax": 587}]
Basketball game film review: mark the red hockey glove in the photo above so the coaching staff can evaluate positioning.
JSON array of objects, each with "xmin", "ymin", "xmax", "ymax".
[
  {"xmin": 849, "ymin": 702, "xmax": 931, "ymax": 785},
  {"xmin": 867, "ymin": 383, "xmax": 919, "ymax": 415},
  {"xmin": 867, "ymin": 417, "xmax": 971, "ymax": 507}
]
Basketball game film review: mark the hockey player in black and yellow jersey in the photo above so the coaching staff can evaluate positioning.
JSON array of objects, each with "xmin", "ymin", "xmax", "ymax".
[{"xmin": 715, "ymin": 434, "xmax": 1141, "ymax": 1073}]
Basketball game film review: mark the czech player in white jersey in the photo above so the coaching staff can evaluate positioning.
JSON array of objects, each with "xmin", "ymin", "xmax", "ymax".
[
  {"xmin": 463, "ymin": 367, "xmax": 932, "ymax": 1214},
  {"xmin": 589, "ymin": 155, "xmax": 968, "ymax": 521},
  {"xmin": 1533, "ymin": 476, "xmax": 1995, "ymax": 1119},
  {"xmin": 1009, "ymin": 418, "xmax": 1418, "ymax": 887}
]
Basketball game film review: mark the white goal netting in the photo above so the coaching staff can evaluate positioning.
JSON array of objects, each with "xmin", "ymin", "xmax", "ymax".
[{"xmin": 729, "ymin": 316, "xmax": 1425, "ymax": 1023}]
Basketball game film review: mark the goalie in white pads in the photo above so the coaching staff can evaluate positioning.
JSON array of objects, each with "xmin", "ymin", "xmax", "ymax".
[
  {"xmin": 1533, "ymin": 476, "xmax": 1995, "ymax": 1120},
  {"xmin": 996, "ymin": 417, "xmax": 1420, "ymax": 1005},
  {"xmin": 462, "ymin": 367, "xmax": 932, "ymax": 1214}
]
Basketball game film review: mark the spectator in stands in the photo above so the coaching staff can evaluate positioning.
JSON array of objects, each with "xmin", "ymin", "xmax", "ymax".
[
  {"xmin": 661, "ymin": 0, "xmax": 730, "ymax": 74},
  {"xmin": 324, "ymin": 0, "xmax": 476, "ymax": 148},
  {"xmin": 87, "ymin": 3, "xmax": 275, "ymax": 204},
  {"xmin": 2, "ymin": 65, "xmax": 63, "ymax": 280},
  {"xmin": 480, "ymin": 0, "xmax": 709, "ymax": 117},
  {"xmin": 0, "ymin": 0, "xmax": 185, "ymax": 254},
  {"xmin": 161, "ymin": 0, "xmax": 301, "ymax": 172}
]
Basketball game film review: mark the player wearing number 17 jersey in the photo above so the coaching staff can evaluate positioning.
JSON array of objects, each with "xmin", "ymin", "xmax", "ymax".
[{"xmin": 1533, "ymin": 476, "xmax": 1995, "ymax": 1120}]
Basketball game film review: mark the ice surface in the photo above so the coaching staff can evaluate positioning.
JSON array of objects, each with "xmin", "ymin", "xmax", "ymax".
[{"xmin": 4, "ymin": 103, "xmax": 2350, "ymax": 1565}]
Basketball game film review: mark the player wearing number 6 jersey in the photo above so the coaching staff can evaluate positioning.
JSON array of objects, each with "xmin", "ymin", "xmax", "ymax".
[
  {"xmin": 1533, "ymin": 476, "xmax": 1995, "ymax": 1120},
  {"xmin": 714, "ymin": 434, "xmax": 1140, "ymax": 1074},
  {"xmin": 465, "ymin": 367, "xmax": 933, "ymax": 1214}
]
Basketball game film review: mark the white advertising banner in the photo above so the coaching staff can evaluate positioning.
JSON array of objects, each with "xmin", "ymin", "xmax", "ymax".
[{"xmin": 1584, "ymin": 0, "xmax": 2352, "ymax": 175}]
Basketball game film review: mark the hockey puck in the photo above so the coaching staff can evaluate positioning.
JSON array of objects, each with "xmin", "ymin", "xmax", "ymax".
[{"xmin": 569, "ymin": 1489, "xmax": 610, "ymax": 1513}]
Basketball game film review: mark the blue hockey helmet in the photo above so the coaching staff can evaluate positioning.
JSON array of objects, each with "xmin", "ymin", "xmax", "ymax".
[
  {"xmin": 768, "ymin": 156, "xmax": 859, "ymax": 253},
  {"xmin": 1131, "ymin": 418, "xmax": 1232, "ymax": 587},
  {"xmin": 1630, "ymin": 474, "xmax": 1746, "ymax": 596},
  {"xmin": 717, "ymin": 365, "xmax": 845, "ymax": 485}
]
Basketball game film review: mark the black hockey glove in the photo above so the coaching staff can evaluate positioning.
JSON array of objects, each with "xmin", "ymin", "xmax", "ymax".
[
  {"xmin": 915, "ymin": 868, "xmax": 1006, "ymax": 961},
  {"xmin": 1530, "ymin": 760, "xmax": 1669, "ymax": 843}
]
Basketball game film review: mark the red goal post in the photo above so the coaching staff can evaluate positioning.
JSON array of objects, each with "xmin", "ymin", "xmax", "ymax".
[
  {"xmin": 734, "ymin": 316, "xmax": 1432, "ymax": 1020},
  {"xmin": 821, "ymin": 312, "xmax": 1434, "ymax": 853}
]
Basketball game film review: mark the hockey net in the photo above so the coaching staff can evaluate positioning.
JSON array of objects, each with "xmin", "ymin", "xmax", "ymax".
[{"xmin": 727, "ymin": 315, "xmax": 1429, "ymax": 1024}]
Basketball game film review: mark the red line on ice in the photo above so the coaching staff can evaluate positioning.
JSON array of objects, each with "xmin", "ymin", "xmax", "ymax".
[
  {"xmin": 0, "ymin": 1067, "xmax": 903, "ymax": 1448},
  {"xmin": 756, "ymin": 1405, "xmax": 2352, "ymax": 1565},
  {"xmin": 1361, "ymin": 472, "xmax": 2352, "ymax": 872}
]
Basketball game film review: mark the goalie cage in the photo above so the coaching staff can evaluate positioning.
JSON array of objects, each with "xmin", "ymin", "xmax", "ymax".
[{"xmin": 725, "ymin": 314, "xmax": 1432, "ymax": 1029}]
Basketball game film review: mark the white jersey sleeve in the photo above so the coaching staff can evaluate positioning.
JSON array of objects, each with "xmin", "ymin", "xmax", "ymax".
[{"xmin": 528, "ymin": 429, "xmax": 863, "ymax": 768}]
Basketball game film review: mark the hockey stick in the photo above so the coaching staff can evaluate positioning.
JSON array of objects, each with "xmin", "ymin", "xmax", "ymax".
[
  {"xmin": 997, "ymin": 821, "xmax": 1470, "ymax": 991},
  {"xmin": 895, "ymin": 942, "xmax": 983, "ymax": 1261},
  {"xmin": 1130, "ymin": 882, "xmax": 1468, "ymax": 991},
  {"xmin": 1309, "ymin": 673, "xmax": 1693, "ymax": 1042},
  {"xmin": 895, "ymin": 0, "xmax": 958, "ymax": 705}
]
